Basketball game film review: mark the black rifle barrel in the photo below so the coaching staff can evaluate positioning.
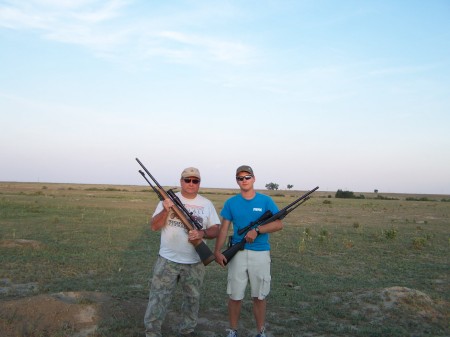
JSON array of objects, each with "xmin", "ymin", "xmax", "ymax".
[
  {"xmin": 278, "ymin": 186, "xmax": 319, "ymax": 215},
  {"xmin": 138, "ymin": 170, "xmax": 164, "ymax": 201},
  {"xmin": 254, "ymin": 186, "xmax": 319, "ymax": 228},
  {"xmin": 136, "ymin": 158, "xmax": 165, "ymax": 190}
]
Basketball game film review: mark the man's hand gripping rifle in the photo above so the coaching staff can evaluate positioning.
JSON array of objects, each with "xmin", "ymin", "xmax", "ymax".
[
  {"xmin": 221, "ymin": 186, "xmax": 319, "ymax": 265},
  {"xmin": 136, "ymin": 158, "xmax": 215, "ymax": 266}
]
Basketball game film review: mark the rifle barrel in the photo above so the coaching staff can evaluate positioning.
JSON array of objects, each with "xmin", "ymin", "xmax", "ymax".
[
  {"xmin": 253, "ymin": 186, "xmax": 319, "ymax": 229},
  {"xmin": 138, "ymin": 170, "xmax": 164, "ymax": 201},
  {"xmin": 283, "ymin": 186, "xmax": 319, "ymax": 211},
  {"xmin": 136, "ymin": 158, "xmax": 165, "ymax": 191}
]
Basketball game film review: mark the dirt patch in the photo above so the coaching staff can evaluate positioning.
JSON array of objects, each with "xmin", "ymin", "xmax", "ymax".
[
  {"xmin": 0, "ymin": 292, "xmax": 110, "ymax": 337},
  {"xmin": 0, "ymin": 239, "xmax": 43, "ymax": 249}
]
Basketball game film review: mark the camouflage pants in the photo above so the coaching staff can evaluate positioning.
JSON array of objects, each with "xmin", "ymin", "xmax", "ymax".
[{"xmin": 144, "ymin": 256, "xmax": 205, "ymax": 337}]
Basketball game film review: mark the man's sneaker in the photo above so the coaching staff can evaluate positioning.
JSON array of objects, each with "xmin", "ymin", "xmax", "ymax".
[
  {"xmin": 255, "ymin": 327, "xmax": 266, "ymax": 337},
  {"xmin": 226, "ymin": 328, "xmax": 238, "ymax": 337}
]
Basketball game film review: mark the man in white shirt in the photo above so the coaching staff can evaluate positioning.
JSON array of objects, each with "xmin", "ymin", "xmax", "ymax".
[{"xmin": 144, "ymin": 167, "xmax": 220, "ymax": 337}]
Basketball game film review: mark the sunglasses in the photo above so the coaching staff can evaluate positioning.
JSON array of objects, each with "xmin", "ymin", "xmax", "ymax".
[
  {"xmin": 183, "ymin": 178, "xmax": 200, "ymax": 184},
  {"xmin": 236, "ymin": 175, "xmax": 253, "ymax": 181}
]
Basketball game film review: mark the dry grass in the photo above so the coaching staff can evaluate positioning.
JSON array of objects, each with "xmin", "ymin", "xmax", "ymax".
[{"xmin": 0, "ymin": 182, "xmax": 449, "ymax": 337}]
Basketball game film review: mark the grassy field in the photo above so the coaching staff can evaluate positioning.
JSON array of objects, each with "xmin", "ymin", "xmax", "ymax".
[{"xmin": 0, "ymin": 182, "xmax": 448, "ymax": 337}]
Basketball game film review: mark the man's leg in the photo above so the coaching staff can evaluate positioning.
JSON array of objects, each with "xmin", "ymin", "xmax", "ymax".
[
  {"xmin": 178, "ymin": 262, "xmax": 205, "ymax": 334},
  {"xmin": 144, "ymin": 257, "xmax": 179, "ymax": 337},
  {"xmin": 228, "ymin": 298, "xmax": 242, "ymax": 330},
  {"xmin": 252, "ymin": 297, "xmax": 267, "ymax": 333},
  {"xmin": 227, "ymin": 250, "xmax": 248, "ymax": 332},
  {"xmin": 248, "ymin": 250, "xmax": 271, "ymax": 334}
]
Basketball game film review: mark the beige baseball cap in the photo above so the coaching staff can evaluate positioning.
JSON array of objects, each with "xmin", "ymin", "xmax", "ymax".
[{"xmin": 181, "ymin": 167, "xmax": 201, "ymax": 179}]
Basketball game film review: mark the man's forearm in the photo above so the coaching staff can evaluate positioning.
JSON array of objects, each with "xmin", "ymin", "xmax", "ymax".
[
  {"xmin": 214, "ymin": 221, "xmax": 230, "ymax": 253},
  {"xmin": 150, "ymin": 209, "xmax": 169, "ymax": 231},
  {"xmin": 257, "ymin": 219, "xmax": 283, "ymax": 234},
  {"xmin": 203, "ymin": 224, "xmax": 220, "ymax": 239}
]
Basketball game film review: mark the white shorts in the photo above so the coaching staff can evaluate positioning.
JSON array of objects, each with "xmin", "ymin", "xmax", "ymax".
[{"xmin": 227, "ymin": 249, "xmax": 271, "ymax": 301}]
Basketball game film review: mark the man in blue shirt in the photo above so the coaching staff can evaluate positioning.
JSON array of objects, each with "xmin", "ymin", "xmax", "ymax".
[{"xmin": 214, "ymin": 165, "xmax": 283, "ymax": 337}]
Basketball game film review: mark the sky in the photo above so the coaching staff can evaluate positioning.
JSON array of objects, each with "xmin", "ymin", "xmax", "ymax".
[{"xmin": 1, "ymin": 0, "xmax": 449, "ymax": 195}]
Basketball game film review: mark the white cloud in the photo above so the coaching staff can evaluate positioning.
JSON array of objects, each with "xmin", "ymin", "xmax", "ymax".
[
  {"xmin": 0, "ymin": 0, "xmax": 255, "ymax": 67},
  {"xmin": 0, "ymin": 4, "xmax": 50, "ymax": 29},
  {"xmin": 156, "ymin": 30, "xmax": 254, "ymax": 65}
]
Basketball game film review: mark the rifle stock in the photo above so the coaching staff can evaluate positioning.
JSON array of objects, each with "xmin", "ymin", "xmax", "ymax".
[
  {"xmin": 136, "ymin": 158, "xmax": 215, "ymax": 266},
  {"xmin": 222, "ymin": 240, "xmax": 246, "ymax": 263},
  {"xmin": 221, "ymin": 186, "xmax": 319, "ymax": 265}
]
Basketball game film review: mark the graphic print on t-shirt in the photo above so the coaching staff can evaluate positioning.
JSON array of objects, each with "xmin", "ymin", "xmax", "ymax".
[{"xmin": 166, "ymin": 204, "xmax": 206, "ymax": 230}]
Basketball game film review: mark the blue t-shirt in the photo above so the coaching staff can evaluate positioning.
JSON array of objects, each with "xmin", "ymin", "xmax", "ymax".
[{"xmin": 220, "ymin": 193, "xmax": 279, "ymax": 251}]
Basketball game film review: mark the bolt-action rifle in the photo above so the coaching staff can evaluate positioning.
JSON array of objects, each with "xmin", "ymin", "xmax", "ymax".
[
  {"xmin": 221, "ymin": 186, "xmax": 319, "ymax": 265},
  {"xmin": 136, "ymin": 158, "xmax": 215, "ymax": 266}
]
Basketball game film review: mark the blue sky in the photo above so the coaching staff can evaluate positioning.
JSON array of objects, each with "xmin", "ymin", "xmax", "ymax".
[{"xmin": 1, "ymin": 0, "xmax": 449, "ymax": 194}]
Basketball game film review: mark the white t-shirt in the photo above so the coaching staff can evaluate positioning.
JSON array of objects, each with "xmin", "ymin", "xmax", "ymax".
[{"xmin": 152, "ymin": 192, "xmax": 220, "ymax": 264}]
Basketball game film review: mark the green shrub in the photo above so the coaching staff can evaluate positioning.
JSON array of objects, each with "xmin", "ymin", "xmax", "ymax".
[
  {"xmin": 384, "ymin": 227, "xmax": 398, "ymax": 239},
  {"xmin": 406, "ymin": 197, "xmax": 435, "ymax": 201},
  {"xmin": 335, "ymin": 189, "xmax": 355, "ymax": 198},
  {"xmin": 376, "ymin": 195, "xmax": 399, "ymax": 200},
  {"xmin": 318, "ymin": 229, "xmax": 331, "ymax": 243},
  {"xmin": 335, "ymin": 189, "xmax": 365, "ymax": 199},
  {"xmin": 412, "ymin": 237, "xmax": 427, "ymax": 249}
]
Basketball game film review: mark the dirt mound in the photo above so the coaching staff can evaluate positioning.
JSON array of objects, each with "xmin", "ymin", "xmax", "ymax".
[
  {"xmin": 332, "ymin": 286, "xmax": 447, "ymax": 328},
  {"xmin": 0, "ymin": 291, "xmax": 111, "ymax": 337},
  {"xmin": 381, "ymin": 286, "xmax": 443, "ymax": 318}
]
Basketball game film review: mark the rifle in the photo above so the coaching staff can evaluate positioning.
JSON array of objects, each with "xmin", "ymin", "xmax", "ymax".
[
  {"xmin": 221, "ymin": 186, "xmax": 319, "ymax": 265},
  {"xmin": 136, "ymin": 158, "xmax": 215, "ymax": 266}
]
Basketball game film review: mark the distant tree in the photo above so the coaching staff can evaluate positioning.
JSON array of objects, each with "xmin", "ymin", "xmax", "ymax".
[
  {"xmin": 287, "ymin": 184, "xmax": 294, "ymax": 190},
  {"xmin": 265, "ymin": 182, "xmax": 279, "ymax": 190},
  {"xmin": 374, "ymin": 189, "xmax": 378, "ymax": 193}
]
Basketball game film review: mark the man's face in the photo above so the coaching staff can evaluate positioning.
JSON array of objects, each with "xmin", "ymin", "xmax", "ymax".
[
  {"xmin": 180, "ymin": 176, "xmax": 201, "ymax": 195},
  {"xmin": 236, "ymin": 172, "xmax": 254, "ymax": 190}
]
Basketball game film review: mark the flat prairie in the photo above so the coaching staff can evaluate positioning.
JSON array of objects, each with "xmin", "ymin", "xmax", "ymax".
[{"xmin": 0, "ymin": 182, "xmax": 448, "ymax": 337}]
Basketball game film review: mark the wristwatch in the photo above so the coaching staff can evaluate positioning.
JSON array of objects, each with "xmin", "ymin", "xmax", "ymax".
[{"xmin": 255, "ymin": 227, "xmax": 260, "ymax": 235}]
